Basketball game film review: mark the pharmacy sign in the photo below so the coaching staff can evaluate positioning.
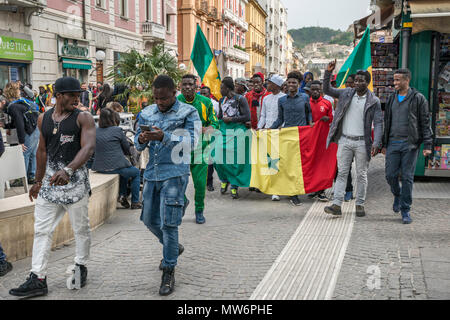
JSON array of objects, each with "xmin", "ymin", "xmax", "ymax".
[{"xmin": 0, "ymin": 36, "xmax": 33, "ymax": 61}]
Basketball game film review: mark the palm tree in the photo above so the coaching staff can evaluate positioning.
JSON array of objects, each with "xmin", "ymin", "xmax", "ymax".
[{"xmin": 107, "ymin": 44, "xmax": 183, "ymax": 106}]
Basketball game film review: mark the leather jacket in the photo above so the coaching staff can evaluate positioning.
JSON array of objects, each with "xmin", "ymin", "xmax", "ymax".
[{"xmin": 382, "ymin": 88, "xmax": 433, "ymax": 150}]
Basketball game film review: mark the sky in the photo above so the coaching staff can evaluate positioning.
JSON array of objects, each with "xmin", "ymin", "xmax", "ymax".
[{"xmin": 282, "ymin": 0, "xmax": 371, "ymax": 31}]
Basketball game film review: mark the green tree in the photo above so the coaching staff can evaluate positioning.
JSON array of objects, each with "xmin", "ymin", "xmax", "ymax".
[
  {"xmin": 288, "ymin": 27, "xmax": 353, "ymax": 48},
  {"xmin": 107, "ymin": 44, "xmax": 184, "ymax": 105}
]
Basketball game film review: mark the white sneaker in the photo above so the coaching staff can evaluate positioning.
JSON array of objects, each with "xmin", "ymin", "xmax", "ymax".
[{"xmin": 272, "ymin": 195, "xmax": 280, "ymax": 201}]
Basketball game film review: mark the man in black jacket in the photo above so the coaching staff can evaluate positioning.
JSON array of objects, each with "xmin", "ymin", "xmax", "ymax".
[{"xmin": 382, "ymin": 68, "xmax": 433, "ymax": 224}]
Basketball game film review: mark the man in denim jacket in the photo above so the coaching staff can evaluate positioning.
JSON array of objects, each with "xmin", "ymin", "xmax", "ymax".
[{"xmin": 135, "ymin": 75, "xmax": 200, "ymax": 296}]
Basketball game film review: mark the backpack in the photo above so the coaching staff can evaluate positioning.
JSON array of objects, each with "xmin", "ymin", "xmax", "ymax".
[{"xmin": 11, "ymin": 98, "xmax": 39, "ymax": 135}]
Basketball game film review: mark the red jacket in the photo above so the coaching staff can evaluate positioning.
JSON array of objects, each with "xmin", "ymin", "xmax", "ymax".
[
  {"xmin": 310, "ymin": 96, "xmax": 333, "ymax": 123},
  {"xmin": 245, "ymin": 89, "xmax": 270, "ymax": 129}
]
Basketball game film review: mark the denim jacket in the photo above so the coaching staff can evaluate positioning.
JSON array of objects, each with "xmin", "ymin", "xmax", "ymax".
[{"xmin": 135, "ymin": 100, "xmax": 201, "ymax": 181}]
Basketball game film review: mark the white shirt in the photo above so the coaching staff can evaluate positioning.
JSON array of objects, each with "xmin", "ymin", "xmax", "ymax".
[
  {"xmin": 211, "ymin": 99, "xmax": 220, "ymax": 116},
  {"xmin": 342, "ymin": 93, "xmax": 366, "ymax": 137},
  {"xmin": 258, "ymin": 92, "xmax": 286, "ymax": 129}
]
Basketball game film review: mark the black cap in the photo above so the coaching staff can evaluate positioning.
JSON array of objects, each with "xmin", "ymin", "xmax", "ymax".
[
  {"xmin": 304, "ymin": 82, "xmax": 312, "ymax": 93},
  {"xmin": 54, "ymin": 77, "xmax": 82, "ymax": 93}
]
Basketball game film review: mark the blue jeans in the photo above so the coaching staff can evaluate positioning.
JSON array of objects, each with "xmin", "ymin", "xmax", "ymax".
[
  {"xmin": 385, "ymin": 140, "xmax": 419, "ymax": 213},
  {"xmin": 140, "ymin": 175, "xmax": 189, "ymax": 269},
  {"xmin": 98, "ymin": 167, "xmax": 141, "ymax": 203},
  {"xmin": 23, "ymin": 127, "xmax": 40, "ymax": 179},
  {"xmin": 0, "ymin": 241, "xmax": 6, "ymax": 262}
]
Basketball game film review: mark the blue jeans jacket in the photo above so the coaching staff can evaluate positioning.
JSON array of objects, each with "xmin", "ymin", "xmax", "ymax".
[{"xmin": 134, "ymin": 100, "xmax": 201, "ymax": 181}]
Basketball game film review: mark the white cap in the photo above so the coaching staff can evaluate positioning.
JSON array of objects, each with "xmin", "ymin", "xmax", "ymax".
[{"xmin": 268, "ymin": 74, "xmax": 284, "ymax": 88}]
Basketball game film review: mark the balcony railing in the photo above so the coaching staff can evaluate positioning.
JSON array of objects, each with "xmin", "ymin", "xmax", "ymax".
[
  {"xmin": 207, "ymin": 6, "xmax": 218, "ymax": 21},
  {"xmin": 237, "ymin": 18, "xmax": 248, "ymax": 31},
  {"xmin": 223, "ymin": 46, "xmax": 250, "ymax": 63},
  {"xmin": 223, "ymin": 8, "xmax": 239, "ymax": 25},
  {"xmin": 2, "ymin": 0, "xmax": 46, "ymax": 25},
  {"xmin": 3, "ymin": 0, "xmax": 47, "ymax": 6},
  {"xmin": 195, "ymin": 0, "xmax": 208, "ymax": 15},
  {"xmin": 142, "ymin": 22, "xmax": 166, "ymax": 41}
]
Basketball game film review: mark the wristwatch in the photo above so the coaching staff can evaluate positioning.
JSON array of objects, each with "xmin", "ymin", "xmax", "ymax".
[{"xmin": 63, "ymin": 167, "xmax": 74, "ymax": 177}]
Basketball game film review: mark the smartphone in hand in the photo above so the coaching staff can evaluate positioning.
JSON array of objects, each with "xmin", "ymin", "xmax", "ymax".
[{"xmin": 140, "ymin": 125, "xmax": 152, "ymax": 132}]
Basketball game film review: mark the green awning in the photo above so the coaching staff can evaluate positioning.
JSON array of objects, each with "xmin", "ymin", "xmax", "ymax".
[{"xmin": 62, "ymin": 57, "xmax": 92, "ymax": 70}]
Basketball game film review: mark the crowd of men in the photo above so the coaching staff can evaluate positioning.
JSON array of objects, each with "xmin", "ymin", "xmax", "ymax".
[{"xmin": 0, "ymin": 60, "xmax": 432, "ymax": 299}]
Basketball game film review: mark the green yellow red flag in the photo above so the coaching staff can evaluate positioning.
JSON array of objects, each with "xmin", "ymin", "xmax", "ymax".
[
  {"xmin": 336, "ymin": 25, "xmax": 373, "ymax": 91},
  {"xmin": 212, "ymin": 121, "xmax": 337, "ymax": 196},
  {"xmin": 190, "ymin": 25, "xmax": 222, "ymax": 99}
]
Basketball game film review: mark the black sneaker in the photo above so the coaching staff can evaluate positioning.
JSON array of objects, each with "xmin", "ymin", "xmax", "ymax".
[
  {"xmin": 131, "ymin": 202, "xmax": 142, "ymax": 210},
  {"xmin": 317, "ymin": 192, "xmax": 329, "ymax": 202},
  {"xmin": 28, "ymin": 177, "xmax": 36, "ymax": 185},
  {"xmin": 9, "ymin": 273, "xmax": 48, "ymax": 298},
  {"xmin": 159, "ymin": 267, "xmax": 175, "ymax": 296},
  {"xmin": 289, "ymin": 196, "xmax": 302, "ymax": 206},
  {"xmin": 307, "ymin": 192, "xmax": 318, "ymax": 199},
  {"xmin": 207, "ymin": 185, "xmax": 214, "ymax": 192},
  {"xmin": 0, "ymin": 260, "xmax": 13, "ymax": 277},
  {"xmin": 355, "ymin": 205, "xmax": 366, "ymax": 217},
  {"xmin": 159, "ymin": 244, "xmax": 184, "ymax": 270},
  {"xmin": 324, "ymin": 204, "xmax": 342, "ymax": 216},
  {"xmin": 67, "ymin": 264, "xmax": 88, "ymax": 289},
  {"xmin": 119, "ymin": 196, "xmax": 130, "ymax": 209}
]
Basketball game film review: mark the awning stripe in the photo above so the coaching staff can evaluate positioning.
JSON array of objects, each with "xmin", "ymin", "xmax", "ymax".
[{"xmin": 61, "ymin": 57, "xmax": 92, "ymax": 70}]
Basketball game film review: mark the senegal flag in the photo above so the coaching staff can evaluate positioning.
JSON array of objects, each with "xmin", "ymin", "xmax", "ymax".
[
  {"xmin": 213, "ymin": 121, "xmax": 338, "ymax": 196},
  {"xmin": 191, "ymin": 25, "xmax": 222, "ymax": 99},
  {"xmin": 336, "ymin": 25, "xmax": 373, "ymax": 91}
]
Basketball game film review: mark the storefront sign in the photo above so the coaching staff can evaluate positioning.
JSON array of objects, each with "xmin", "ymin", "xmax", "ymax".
[
  {"xmin": 0, "ymin": 36, "xmax": 33, "ymax": 61},
  {"xmin": 58, "ymin": 38, "xmax": 89, "ymax": 58}
]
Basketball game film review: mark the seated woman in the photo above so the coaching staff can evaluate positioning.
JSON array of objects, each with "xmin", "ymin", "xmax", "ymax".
[{"xmin": 91, "ymin": 108, "xmax": 141, "ymax": 209}]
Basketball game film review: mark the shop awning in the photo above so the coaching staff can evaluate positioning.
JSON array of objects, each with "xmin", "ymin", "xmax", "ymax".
[
  {"xmin": 409, "ymin": 0, "xmax": 450, "ymax": 34},
  {"xmin": 61, "ymin": 57, "xmax": 92, "ymax": 70},
  {"xmin": 353, "ymin": 4, "xmax": 395, "ymax": 39}
]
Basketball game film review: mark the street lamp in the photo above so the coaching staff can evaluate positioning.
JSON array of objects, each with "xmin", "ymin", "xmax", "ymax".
[
  {"xmin": 95, "ymin": 50, "xmax": 106, "ymax": 62},
  {"xmin": 95, "ymin": 50, "xmax": 106, "ymax": 83}
]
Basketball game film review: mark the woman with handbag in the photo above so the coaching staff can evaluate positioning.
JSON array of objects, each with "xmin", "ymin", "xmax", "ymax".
[{"xmin": 91, "ymin": 108, "xmax": 141, "ymax": 209}]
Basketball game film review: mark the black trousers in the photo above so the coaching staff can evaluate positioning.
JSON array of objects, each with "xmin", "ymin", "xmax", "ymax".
[{"xmin": 207, "ymin": 164, "xmax": 214, "ymax": 187}]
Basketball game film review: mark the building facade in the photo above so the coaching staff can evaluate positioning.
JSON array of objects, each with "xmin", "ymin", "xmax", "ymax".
[
  {"xmin": 258, "ymin": 0, "xmax": 288, "ymax": 77},
  {"xmin": 285, "ymin": 32, "xmax": 294, "ymax": 74},
  {"xmin": 0, "ymin": 0, "xmax": 176, "ymax": 89},
  {"xmin": 245, "ymin": 0, "xmax": 267, "ymax": 78},
  {"xmin": 177, "ymin": 0, "xmax": 223, "ymax": 73},
  {"xmin": 221, "ymin": 0, "xmax": 249, "ymax": 79}
]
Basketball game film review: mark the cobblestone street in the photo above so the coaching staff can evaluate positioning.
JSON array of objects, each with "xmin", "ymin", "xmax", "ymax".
[{"xmin": 1, "ymin": 156, "xmax": 449, "ymax": 300}]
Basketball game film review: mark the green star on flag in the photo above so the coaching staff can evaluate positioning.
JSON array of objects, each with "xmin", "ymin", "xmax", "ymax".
[{"xmin": 267, "ymin": 153, "xmax": 280, "ymax": 172}]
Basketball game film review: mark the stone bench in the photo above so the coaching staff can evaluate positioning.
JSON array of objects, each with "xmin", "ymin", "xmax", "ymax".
[{"xmin": 0, "ymin": 172, "xmax": 119, "ymax": 262}]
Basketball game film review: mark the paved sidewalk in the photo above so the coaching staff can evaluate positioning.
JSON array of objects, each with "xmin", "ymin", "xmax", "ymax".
[{"xmin": 1, "ymin": 156, "xmax": 449, "ymax": 300}]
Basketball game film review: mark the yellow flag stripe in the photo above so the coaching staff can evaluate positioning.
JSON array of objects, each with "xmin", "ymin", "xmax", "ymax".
[
  {"xmin": 250, "ymin": 127, "xmax": 305, "ymax": 196},
  {"xmin": 203, "ymin": 59, "xmax": 222, "ymax": 100}
]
